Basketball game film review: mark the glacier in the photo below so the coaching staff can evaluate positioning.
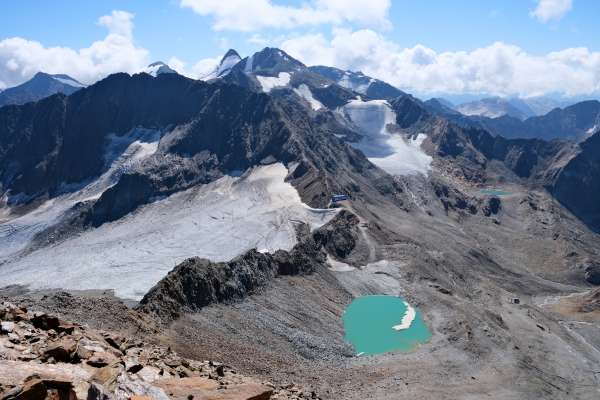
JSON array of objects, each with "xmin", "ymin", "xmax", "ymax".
[
  {"xmin": 0, "ymin": 161, "xmax": 337, "ymax": 300},
  {"xmin": 342, "ymin": 99, "xmax": 432, "ymax": 176}
]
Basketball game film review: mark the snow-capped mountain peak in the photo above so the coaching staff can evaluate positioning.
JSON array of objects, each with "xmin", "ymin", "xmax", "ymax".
[
  {"xmin": 143, "ymin": 61, "xmax": 178, "ymax": 77},
  {"xmin": 0, "ymin": 72, "xmax": 85, "ymax": 107},
  {"xmin": 308, "ymin": 66, "xmax": 405, "ymax": 100},
  {"xmin": 216, "ymin": 49, "xmax": 242, "ymax": 77},
  {"xmin": 240, "ymin": 47, "xmax": 305, "ymax": 75}
]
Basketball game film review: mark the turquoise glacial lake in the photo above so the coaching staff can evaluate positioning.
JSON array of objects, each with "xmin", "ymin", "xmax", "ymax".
[
  {"xmin": 342, "ymin": 295, "xmax": 432, "ymax": 356},
  {"xmin": 480, "ymin": 188, "xmax": 512, "ymax": 196}
]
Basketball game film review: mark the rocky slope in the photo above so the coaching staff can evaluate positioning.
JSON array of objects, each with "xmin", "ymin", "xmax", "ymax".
[{"xmin": 0, "ymin": 301, "xmax": 319, "ymax": 400}]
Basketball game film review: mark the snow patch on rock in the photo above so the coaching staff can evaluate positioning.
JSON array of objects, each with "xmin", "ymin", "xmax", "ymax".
[
  {"xmin": 342, "ymin": 99, "xmax": 432, "ymax": 176},
  {"xmin": 338, "ymin": 73, "xmax": 370, "ymax": 95},
  {"xmin": 217, "ymin": 54, "xmax": 241, "ymax": 77},
  {"xmin": 293, "ymin": 84, "xmax": 323, "ymax": 111},
  {"xmin": 257, "ymin": 72, "xmax": 291, "ymax": 93},
  {"xmin": 327, "ymin": 255, "xmax": 355, "ymax": 272},
  {"xmin": 52, "ymin": 76, "xmax": 85, "ymax": 88}
]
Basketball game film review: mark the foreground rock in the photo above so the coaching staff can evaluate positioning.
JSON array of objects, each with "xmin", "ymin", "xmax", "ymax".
[{"xmin": 0, "ymin": 302, "xmax": 318, "ymax": 399}]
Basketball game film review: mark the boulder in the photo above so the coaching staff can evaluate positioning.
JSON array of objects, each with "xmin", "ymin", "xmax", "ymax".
[
  {"xmin": 91, "ymin": 362, "xmax": 124, "ymax": 392},
  {"xmin": 4, "ymin": 377, "xmax": 46, "ymax": 400},
  {"xmin": 43, "ymin": 339, "xmax": 77, "ymax": 363},
  {"xmin": 86, "ymin": 352, "xmax": 118, "ymax": 368}
]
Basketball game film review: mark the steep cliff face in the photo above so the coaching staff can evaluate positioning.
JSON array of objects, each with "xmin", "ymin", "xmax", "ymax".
[
  {"xmin": 0, "ymin": 73, "xmax": 213, "ymax": 198},
  {"xmin": 547, "ymin": 133, "xmax": 600, "ymax": 232}
]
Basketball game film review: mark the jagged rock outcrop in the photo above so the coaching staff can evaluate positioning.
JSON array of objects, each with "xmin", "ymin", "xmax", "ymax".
[
  {"xmin": 313, "ymin": 210, "xmax": 360, "ymax": 259},
  {"xmin": 138, "ymin": 210, "xmax": 368, "ymax": 322},
  {"xmin": 546, "ymin": 132, "xmax": 600, "ymax": 232},
  {"xmin": 139, "ymin": 233, "xmax": 326, "ymax": 321}
]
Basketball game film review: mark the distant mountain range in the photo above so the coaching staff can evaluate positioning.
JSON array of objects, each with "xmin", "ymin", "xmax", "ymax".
[
  {"xmin": 428, "ymin": 97, "xmax": 600, "ymax": 141},
  {"xmin": 0, "ymin": 72, "xmax": 84, "ymax": 107},
  {"xmin": 449, "ymin": 96, "xmax": 574, "ymax": 120}
]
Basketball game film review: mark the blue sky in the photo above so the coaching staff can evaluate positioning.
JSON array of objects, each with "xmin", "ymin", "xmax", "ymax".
[
  {"xmin": 1, "ymin": 0, "xmax": 599, "ymax": 98},
  {"xmin": 2, "ymin": 0, "xmax": 597, "ymax": 60}
]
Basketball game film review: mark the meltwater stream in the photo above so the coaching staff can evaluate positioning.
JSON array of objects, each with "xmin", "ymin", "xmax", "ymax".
[{"xmin": 343, "ymin": 295, "xmax": 431, "ymax": 356}]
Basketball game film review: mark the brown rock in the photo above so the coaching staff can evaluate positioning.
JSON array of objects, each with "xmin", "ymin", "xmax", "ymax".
[
  {"xmin": 4, "ymin": 378, "xmax": 46, "ymax": 400},
  {"xmin": 75, "ymin": 345, "xmax": 94, "ymax": 361},
  {"xmin": 86, "ymin": 352, "xmax": 118, "ymax": 368},
  {"xmin": 91, "ymin": 362, "xmax": 123, "ymax": 392},
  {"xmin": 101, "ymin": 333, "xmax": 122, "ymax": 351},
  {"xmin": 44, "ymin": 339, "xmax": 77, "ymax": 363}
]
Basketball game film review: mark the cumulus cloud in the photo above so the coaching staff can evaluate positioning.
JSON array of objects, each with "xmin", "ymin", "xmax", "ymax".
[
  {"xmin": 179, "ymin": 0, "xmax": 391, "ymax": 31},
  {"xmin": 0, "ymin": 10, "xmax": 149, "ymax": 89},
  {"xmin": 531, "ymin": 0, "xmax": 573, "ymax": 23},
  {"xmin": 281, "ymin": 29, "xmax": 600, "ymax": 97}
]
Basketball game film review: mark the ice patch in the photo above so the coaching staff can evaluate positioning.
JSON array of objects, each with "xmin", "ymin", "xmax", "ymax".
[
  {"xmin": 343, "ymin": 99, "xmax": 432, "ymax": 176},
  {"xmin": 257, "ymin": 72, "xmax": 291, "ymax": 93},
  {"xmin": 587, "ymin": 124, "xmax": 598, "ymax": 136},
  {"xmin": 338, "ymin": 74, "xmax": 369, "ymax": 95},
  {"xmin": 327, "ymin": 255, "xmax": 355, "ymax": 272},
  {"xmin": 392, "ymin": 301, "xmax": 416, "ymax": 331},
  {"xmin": 293, "ymin": 84, "xmax": 323, "ymax": 111},
  {"xmin": 216, "ymin": 54, "xmax": 241, "ymax": 77},
  {"xmin": 52, "ymin": 76, "xmax": 85, "ymax": 88},
  {"xmin": 142, "ymin": 64, "xmax": 163, "ymax": 78},
  {"xmin": 0, "ymin": 163, "xmax": 337, "ymax": 300},
  {"xmin": 244, "ymin": 55, "xmax": 254, "ymax": 73}
]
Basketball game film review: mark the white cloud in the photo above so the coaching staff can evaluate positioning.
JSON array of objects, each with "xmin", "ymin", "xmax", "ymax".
[
  {"xmin": 281, "ymin": 29, "xmax": 600, "ymax": 98},
  {"xmin": 531, "ymin": 0, "xmax": 573, "ymax": 23},
  {"xmin": 0, "ymin": 10, "xmax": 149, "ymax": 89},
  {"xmin": 179, "ymin": 0, "xmax": 391, "ymax": 31}
]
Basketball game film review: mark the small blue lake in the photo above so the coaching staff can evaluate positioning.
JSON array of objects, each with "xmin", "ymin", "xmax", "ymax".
[
  {"xmin": 480, "ymin": 188, "xmax": 512, "ymax": 196},
  {"xmin": 342, "ymin": 295, "xmax": 432, "ymax": 356}
]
